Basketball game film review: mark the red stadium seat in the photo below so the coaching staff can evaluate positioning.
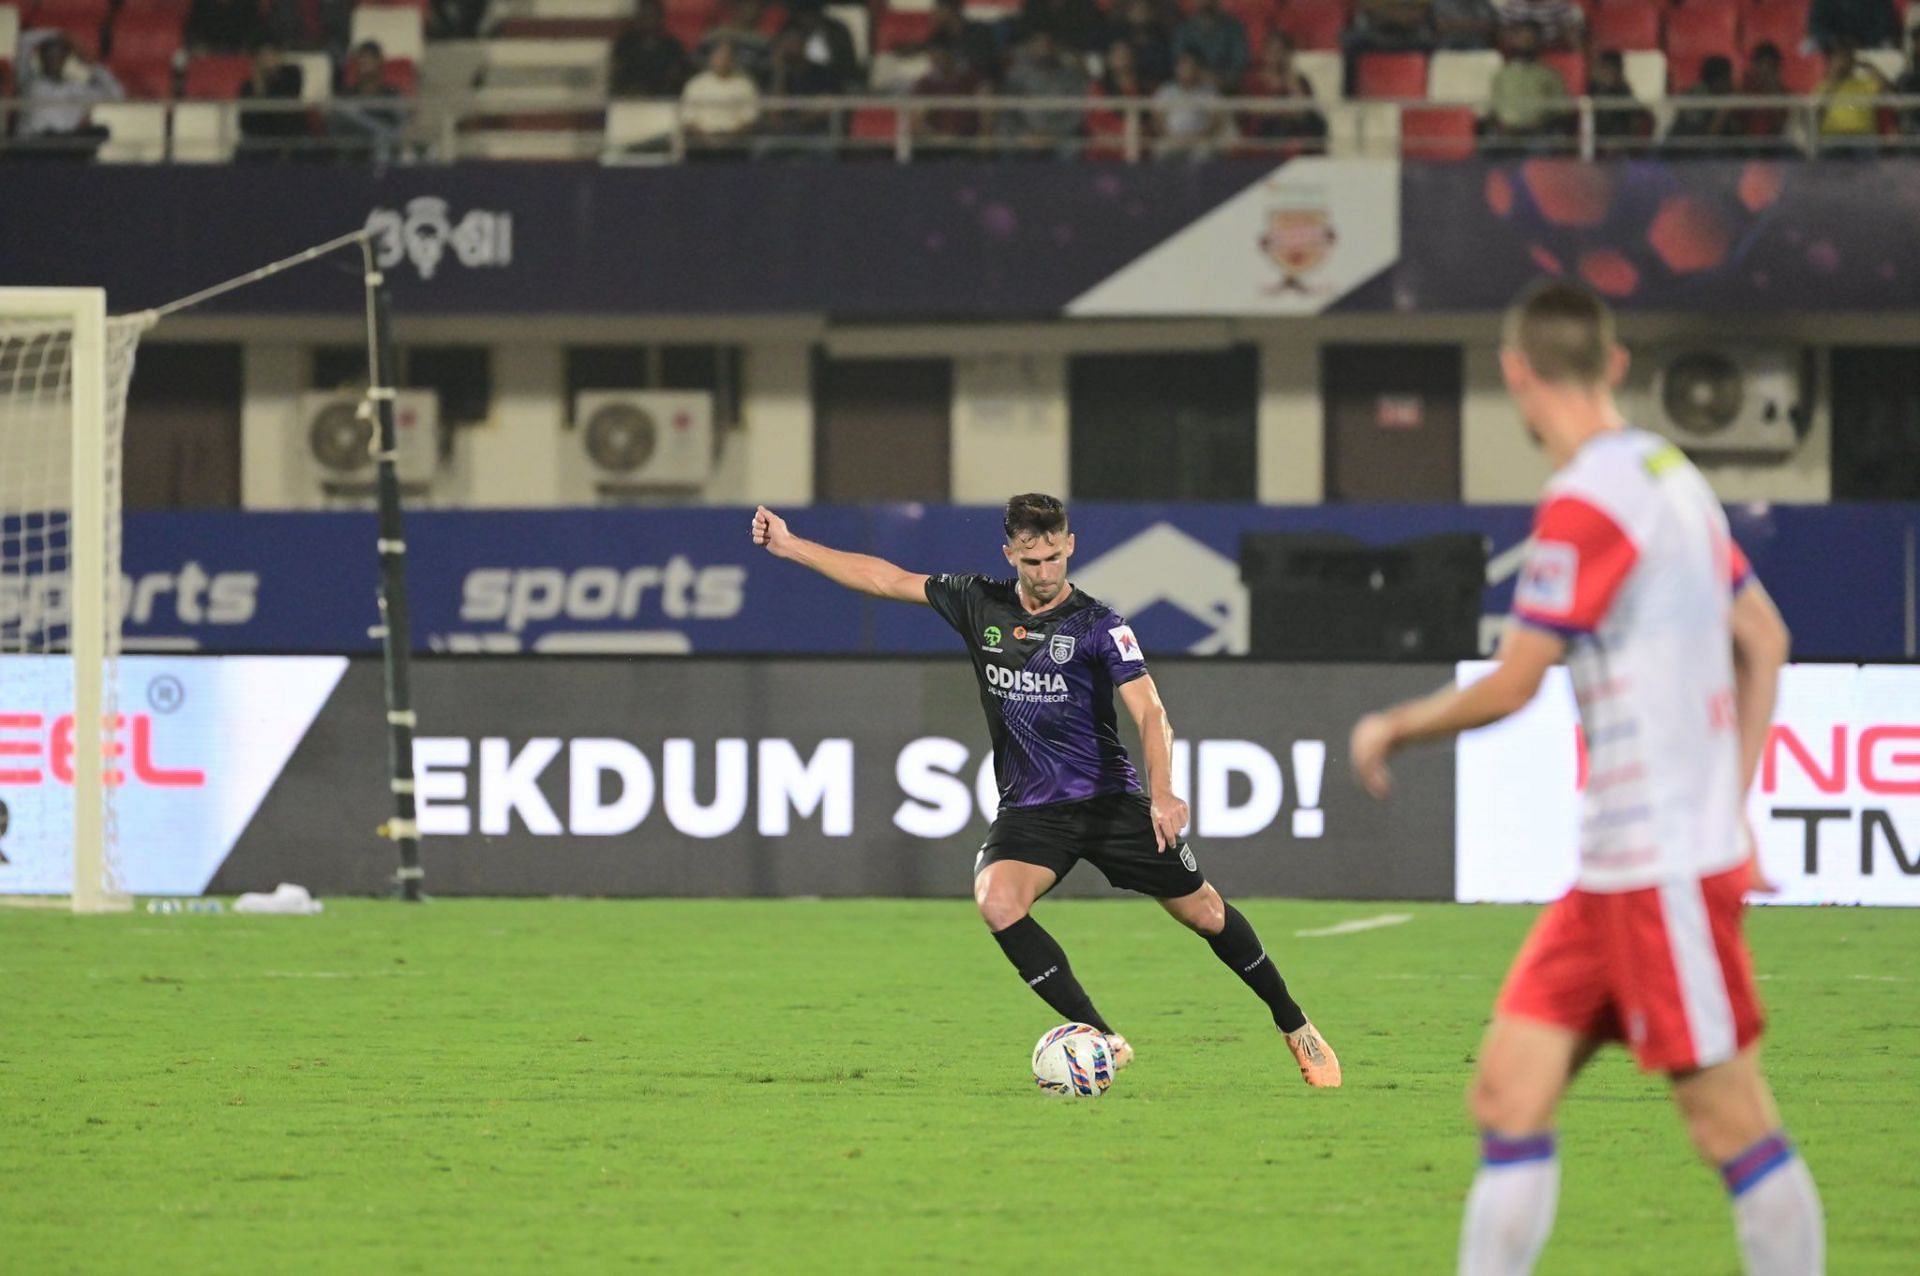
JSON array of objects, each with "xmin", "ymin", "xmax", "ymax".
[
  {"xmin": 1355, "ymin": 50, "xmax": 1428, "ymax": 97},
  {"xmin": 1273, "ymin": 0, "xmax": 1347, "ymax": 50},
  {"xmin": 108, "ymin": 11, "xmax": 183, "ymax": 63},
  {"xmin": 1539, "ymin": 48, "xmax": 1587, "ymax": 92},
  {"xmin": 183, "ymin": 52, "xmax": 252, "ymax": 98},
  {"xmin": 876, "ymin": 9, "xmax": 933, "ymax": 51},
  {"xmin": 29, "ymin": 0, "xmax": 110, "ymax": 24},
  {"xmin": 1591, "ymin": 1, "xmax": 1660, "ymax": 49},
  {"xmin": 1743, "ymin": 0, "xmax": 1811, "ymax": 51},
  {"xmin": 1774, "ymin": 47, "xmax": 1826, "ymax": 90},
  {"xmin": 850, "ymin": 106, "xmax": 900, "ymax": 143},
  {"xmin": 115, "ymin": 0, "xmax": 192, "ymax": 12},
  {"xmin": 380, "ymin": 57, "xmax": 417, "ymax": 94},
  {"xmin": 1401, "ymin": 106, "xmax": 1478, "ymax": 158},
  {"xmin": 663, "ymin": 7, "xmax": 709, "ymax": 47},
  {"xmin": 37, "ymin": 18, "xmax": 103, "ymax": 57},
  {"xmin": 1665, "ymin": 2, "xmax": 1739, "ymax": 62},
  {"xmin": 1220, "ymin": 0, "xmax": 1279, "ymax": 37}
]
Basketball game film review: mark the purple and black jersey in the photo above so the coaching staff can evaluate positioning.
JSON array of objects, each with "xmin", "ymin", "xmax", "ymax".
[{"xmin": 924, "ymin": 574, "xmax": 1149, "ymax": 810}]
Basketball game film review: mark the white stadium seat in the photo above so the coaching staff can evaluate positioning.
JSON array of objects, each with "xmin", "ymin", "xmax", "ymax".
[
  {"xmin": 350, "ymin": 6, "xmax": 425, "ymax": 64},
  {"xmin": 93, "ymin": 102, "xmax": 168, "ymax": 163},
  {"xmin": 1428, "ymin": 50, "xmax": 1504, "ymax": 106}
]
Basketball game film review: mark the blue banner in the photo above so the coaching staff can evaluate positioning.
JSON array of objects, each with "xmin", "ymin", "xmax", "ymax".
[{"xmin": 93, "ymin": 503, "xmax": 1917, "ymax": 659}]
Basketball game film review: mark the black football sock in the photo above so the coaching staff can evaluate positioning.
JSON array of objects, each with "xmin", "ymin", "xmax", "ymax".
[
  {"xmin": 991, "ymin": 915, "xmax": 1114, "ymax": 1035},
  {"xmin": 1205, "ymin": 902, "xmax": 1308, "ymax": 1033}
]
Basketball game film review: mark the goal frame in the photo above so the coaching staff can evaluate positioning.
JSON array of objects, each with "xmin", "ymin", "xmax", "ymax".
[{"xmin": 0, "ymin": 287, "xmax": 124, "ymax": 913}]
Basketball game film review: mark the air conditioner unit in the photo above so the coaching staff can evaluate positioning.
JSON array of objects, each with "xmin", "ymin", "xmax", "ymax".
[
  {"xmin": 567, "ymin": 391, "xmax": 713, "ymax": 499},
  {"xmin": 298, "ymin": 389, "xmax": 440, "ymax": 491},
  {"xmin": 1647, "ymin": 349, "xmax": 1805, "ymax": 457}
]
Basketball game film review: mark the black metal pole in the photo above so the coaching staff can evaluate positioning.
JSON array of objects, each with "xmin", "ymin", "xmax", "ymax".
[{"xmin": 360, "ymin": 242, "xmax": 423, "ymax": 901}]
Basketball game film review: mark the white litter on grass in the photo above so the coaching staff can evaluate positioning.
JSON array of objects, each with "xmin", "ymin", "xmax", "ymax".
[
  {"xmin": 234, "ymin": 883, "xmax": 323, "ymax": 915},
  {"xmin": 1294, "ymin": 913, "xmax": 1415, "ymax": 938}
]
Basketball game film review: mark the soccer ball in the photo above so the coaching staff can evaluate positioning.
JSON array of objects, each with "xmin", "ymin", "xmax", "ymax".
[{"xmin": 1031, "ymin": 1023, "xmax": 1114, "ymax": 1097}]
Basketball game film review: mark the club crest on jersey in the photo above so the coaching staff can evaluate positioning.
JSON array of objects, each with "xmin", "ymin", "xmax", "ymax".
[
  {"xmin": 1517, "ymin": 541, "xmax": 1578, "ymax": 617},
  {"xmin": 1049, "ymin": 634, "xmax": 1076, "ymax": 664},
  {"xmin": 1110, "ymin": 624, "xmax": 1144, "ymax": 662}
]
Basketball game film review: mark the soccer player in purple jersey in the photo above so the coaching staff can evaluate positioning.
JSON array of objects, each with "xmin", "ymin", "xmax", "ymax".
[{"xmin": 753, "ymin": 492, "xmax": 1340, "ymax": 1087}]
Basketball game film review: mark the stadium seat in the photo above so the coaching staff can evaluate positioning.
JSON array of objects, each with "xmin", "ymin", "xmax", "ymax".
[
  {"xmin": 1401, "ymin": 106, "xmax": 1478, "ymax": 158},
  {"xmin": 1775, "ymin": 47, "xmax": 1826, "ymax": 90},
  {"xmin": 1743, "ymin": 1, "xmax": 1811, "ymax": 51},
  {"xmin": 31, "ymin": 14, "xmax": 104, "ymax": 56},
  {"xmin": 663, "ymin": 7, "xmax": 709, "ymax": 47},
  {"xmin": 183, "ymin": 52, "xmax": 251, "ymax": 97},
  {"xmin": 108, "ymin": 12, "xmax": 182, "ymax": 97},
  {"xmin": 850, "ymin": 105, "xmax": 901, "ymax": 145},
  {"xmin": 1273, "ymin": 0, "xmax": 1346, "ymax": 51},
  {"xmin": 170, "ymin": 100, "xmax": 236, "ymax": 160},
  {"xmin": 0, "ymin": 4, "xmax": 18, "ymax": 87},
  {"xmin": 349, "ymin": 5, "xmax": 424, "ymax": 63},
  {"xmin": 603, "ymin": 99, "xmax": 679, "ymax": 160},
  {"xmin": 115, "ymin": 0, "xmax": 193, "ymax": 12},
  {"xmin": 876, "ymin": 8, "xmax": 933, "ymax": 51},
  {"xmin": 1665, "ymin": 2, "xmax": 1739, "ymax": 63},
  {"xmin": 1622, "ymin": 48, "xmax": 1667, "ymax": 101},
  {"xmin": 1591, "ymin": 1, "xmax": 1660, "ymax": 49},
  {"xmin": 1355, "ymin": 50, "xmax": 1428, "ymax": 98},
  {"xmin": 28, "ymin": 0, "xmax": 109, "ymax": 26},
  {"xmin": 1220, "ymin": 0, "xmax": 1279, "ymax": 38},
  {"xmin": 1292, "ymin": 49, "xmax": 1344, "ymax": 105},
  {"xmin": 1428, "ymin": 49, "xmax": 1501, "ymax": 103},
  {"xmin": 91, "ymin": 99, "xmax": 166, "ymax": 160},
  {"xmin": 288, "ymin": 50, "xmax": 332, "ymax": 101},
  {"xmin": 1540, "ymin": 48, "xmax": 1587, "ymax": 93}
]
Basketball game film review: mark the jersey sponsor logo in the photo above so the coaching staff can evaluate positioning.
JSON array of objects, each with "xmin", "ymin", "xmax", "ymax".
[
  {"xmin": 1641, "ymin": 443, "xmax": 1688, "ymax": 478},
  {"xmin": 1516, "ymin": 540, "xmax": 1578, "ymax": 617},
  {"xmin": 981, "ymin": 625, "xmax": 1002, "ymax": 650},
  {"xmin": 1013, "ymin": 626, "xmax": 1028, "ymax": 641},
  {"xmin": 984, "ymin": 665, "xmax": 1069, "ymax": 695},
  {"xmin": 1049, "ymin": 634, "xmax": 1076, "ymax": 664},
  {"xmin": 1111, "ymin": 624, "xmax": 1144, "ymax": 662}
]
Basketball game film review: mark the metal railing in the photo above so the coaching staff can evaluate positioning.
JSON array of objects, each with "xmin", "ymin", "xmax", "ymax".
[{"xmin": 3, "ymin": 89, "xmax": 1918, "ymax": 164}]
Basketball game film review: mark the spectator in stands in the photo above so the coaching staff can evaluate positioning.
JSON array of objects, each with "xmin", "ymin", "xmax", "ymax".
[
  {"xmin": 186, "ymin": 0, "xmax": 271, "ymax": 55},
  {"xmin": 1018, "ymin": 0, "xmax": 1112, "ymax": 56},
  {"xmin": 611, "ymin": 1, "xmax": 694, "ymax": 98},
  {"xmin": 1114, "ymin": 0, "xmax": 1175, "ymax": 88},
  {"xmin": 699, "ymin": 0, "xmax": 775, "ymax": 86},
  {"xmin": 1493, "ymin": 0, "xmax": 1582, "ymax": 51},
  {"xmin": 1001, "ymin": 31, "xmax": 1093, "ymax": 151},
  {"xmin": 1818, "ymin": 35, "xmax": 1891, "ymax": 144},
  {"xmin": 1153, "ymin": 49, "xmax": 1227, "ymax": 156},
  {"xmin": 783, "ymin": 1, "xmax": 861, "ymax": 94},
  {"xmin": 1737, "ymin": 43, "xmax": 1795, "ymax": 151},
  {"xmin": 1667, "ymin": 55, "xmax": 1741, "ymax": 150},
  {"xmin": 1484, "ymin": 21, "xmax": 1568, "ymax": 144},
  {"xmin": 926, "ymin": 0, "xmax": 1004, "ymax": 86},
  {"xmin": 1102, "ymin": 37, "xmax": 1152, "ymax": 96},
  {"xmin": 760, "ymin": 26, "xmax": 839, "ymax": 145},
  {"xmin": 331, "ymin": 40, "xmax": 404, "ymax": 161},
  {"xmin": 1433, "ymin": 0, "xmax": 1498, "ymax": 49},
  {"xmin": 13, "ymin": 30, "xmax": 122, "ymax": 159},
  {"xmin": 1809, "ymin": 0, "xmax": 1898, "ymax": 54},
  {"xmin": 238, "ymin": 42, "xmax": 309, "ymax": 162},
  {"xmin": 1588, "ymin": 49, "xmax": 1653, "ymax": 153},
  {"xmin": 1240, "ymin": 31, "xmax": 1326, "ymax": 145},
  {"xmin": 912, "ymin": 39, "xmax": 988, "ymax": 155},
  {"xmin": 1896, "ymin": 34, "xmax": 1920, "ymax": 133},
  {"xmin": 1173, "ymin": 0, "xmax": 1251, "ymax": 88},
  {"xmin": 681, "ymin": 37, "xmax": 762, "ymax": 149}
]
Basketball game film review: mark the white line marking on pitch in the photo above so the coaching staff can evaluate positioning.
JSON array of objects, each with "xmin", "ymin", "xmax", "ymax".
[{"xmin": 1295, "ymin": 913, "xmax": 1415, "ymax": 938}]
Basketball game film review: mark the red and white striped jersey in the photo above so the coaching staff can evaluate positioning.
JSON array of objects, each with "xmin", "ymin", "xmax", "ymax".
[{"xmin": 1512, "ymin": 428, "xmax": 1752, "ymax": 892}]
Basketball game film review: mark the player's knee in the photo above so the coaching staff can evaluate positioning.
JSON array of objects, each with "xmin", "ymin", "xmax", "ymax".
[
  {"xmin": 1187, "ymin": 893, "xmax": 1226, "ymax": 936},
  {"xmin": 1467, "ymin": 1071, "xmax": 1538, "ymax": 1134},
  {"xmin": 977, "ymin": 892, "xmax": 1030, "ymax": 932}
]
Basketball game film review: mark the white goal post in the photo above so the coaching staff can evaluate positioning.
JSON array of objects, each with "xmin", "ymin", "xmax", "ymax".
[{"xmin": 0, "ymin": 288, "xmax": 147, "ymax": 913}]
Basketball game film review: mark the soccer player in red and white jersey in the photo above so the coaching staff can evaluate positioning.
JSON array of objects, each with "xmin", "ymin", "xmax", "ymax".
[{"xmin": 1349, "ymin": 282, "xmax": 1823, "ymax": 1275}]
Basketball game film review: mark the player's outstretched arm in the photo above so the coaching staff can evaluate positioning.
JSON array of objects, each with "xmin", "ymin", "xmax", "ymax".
[
  {"xmin": 750, "ymin": 505, "xmax": 931, "ymax": 604},
  {"xmin": 1349, "ymin": 623, "xmax": 1565, "ymax": 798}
]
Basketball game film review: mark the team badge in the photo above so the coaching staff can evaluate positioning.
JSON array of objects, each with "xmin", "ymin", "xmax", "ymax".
[{"xmin": 1049, "ymin": 634, "xmax": 1076, "ymax": 664}]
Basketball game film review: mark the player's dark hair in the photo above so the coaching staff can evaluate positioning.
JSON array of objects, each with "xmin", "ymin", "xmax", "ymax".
[
  {"xmin": 1503, "ymin": 280, "xmax": 1615, "ymax": 386},
  {"xmin": 1003, "ymin": 493, "xmax": 1067, "ymax": 542}
]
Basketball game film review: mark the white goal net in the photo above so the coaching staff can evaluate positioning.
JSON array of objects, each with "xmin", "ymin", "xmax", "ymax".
[{"xmin": 0, "ymin": 290, "xmax": 145, "ymax": 912}]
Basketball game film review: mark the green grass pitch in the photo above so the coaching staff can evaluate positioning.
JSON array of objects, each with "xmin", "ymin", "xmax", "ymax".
[{"xmin": 4, "ymin": 898, "xmax": 1914, "ymax": 1273}]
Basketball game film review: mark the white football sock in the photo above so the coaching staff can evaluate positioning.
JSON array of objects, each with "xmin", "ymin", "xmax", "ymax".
[
  {"xmin": 1459, "ymin": 1133, "xmax": 1559, "ymax": 1276},
  {"xmin": 1724, "ymin": 1133, "xmax": 1825, "ymax": 1276}
]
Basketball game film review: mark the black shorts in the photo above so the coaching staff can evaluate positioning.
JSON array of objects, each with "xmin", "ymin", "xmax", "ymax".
[{"xmin": 976, "ymin": 790, "xmax": 1206, "ymax": 899}]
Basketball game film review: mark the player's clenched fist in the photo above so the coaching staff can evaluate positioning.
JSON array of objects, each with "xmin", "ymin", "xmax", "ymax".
[{"xmin": 752, "ymin": 505, "xmax": 793, "ymax": 557}]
